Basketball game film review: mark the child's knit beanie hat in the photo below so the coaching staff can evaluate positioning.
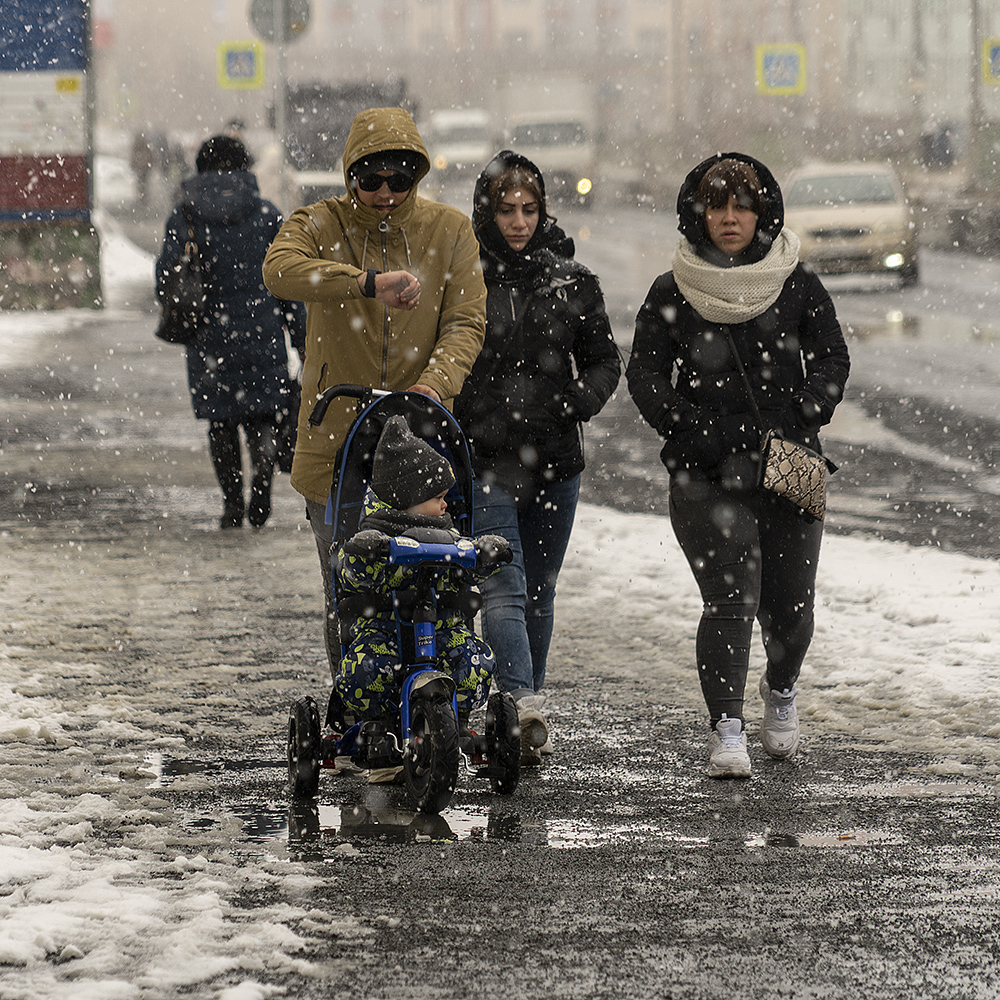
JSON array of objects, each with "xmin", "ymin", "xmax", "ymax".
[{"xmin": 371, "ymin": 415, "xmax": 455, "ymax": 510}]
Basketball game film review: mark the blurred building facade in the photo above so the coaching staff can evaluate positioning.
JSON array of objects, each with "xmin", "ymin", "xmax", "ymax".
[{"xmin": 92, "ymin": 0, "xmax": 1000, "ymax": 184}]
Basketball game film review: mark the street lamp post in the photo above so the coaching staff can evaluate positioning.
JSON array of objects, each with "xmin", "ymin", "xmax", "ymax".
[{"xmin": 968, "ymin": 0, "xmax": 985, "ymax": 193}]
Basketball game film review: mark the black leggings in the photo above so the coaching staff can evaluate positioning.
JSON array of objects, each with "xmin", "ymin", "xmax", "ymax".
[
  {"xmin": 207, "ymin": 414, "xmax": 277, "ymax": 510},
  {"xmin": 669, "ymin": 476, "xmax": 824, "ymax": 728}
]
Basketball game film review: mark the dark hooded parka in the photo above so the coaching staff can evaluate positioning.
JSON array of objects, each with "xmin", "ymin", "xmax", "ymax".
[
  {"xmin": 454, "ymin": 150, "xmax": 620, "ymax": 503},
  {"xmin": 626, "ymin": 152, "xmax": 850, "ymax": 489},
  {"xmin": 156, "ymin": 169, "xmax": 305, "ymax": 421}
]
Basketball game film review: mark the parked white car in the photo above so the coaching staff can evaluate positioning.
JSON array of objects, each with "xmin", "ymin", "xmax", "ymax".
[
  {"xmin": 506, "ymin": 114, "xmax": 596, "ymax": 207},
  {"xmin": 783, "ymin": 162, "xmax": 918, "ymax": 286},
  {"xmin": 93, "ymin": 154, "xmax": 138, "ymax": 212}
]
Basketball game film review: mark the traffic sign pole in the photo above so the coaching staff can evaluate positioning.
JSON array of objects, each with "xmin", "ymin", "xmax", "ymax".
[
  {"xmin": 272, "ymin": 0, "xmax": 287, "ymax": 209},
  {"xmin": 249, "ymin": 0, "xmax": 311, "ymax": 211}
]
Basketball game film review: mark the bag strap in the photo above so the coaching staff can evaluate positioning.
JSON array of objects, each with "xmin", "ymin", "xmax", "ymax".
[
  {"xmin": 179, "ymin": 204, "xmax": 199, "ymax": 259},
  {"xmin": 725, "ymin": 328, "xmax": 836, "ymax": 474},
  {"xmin": 723, "ymin": 329, "xmax": 765, "ymax": 431},
  {"xmin": 723, "ymin": 330, "xmax": 773, "ymax": 488}
]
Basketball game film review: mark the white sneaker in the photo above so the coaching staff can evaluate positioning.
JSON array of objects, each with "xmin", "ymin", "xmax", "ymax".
[
  {"xmin": 707, "ymin": 716, "xmax": 751, "ymax": 778},
  {"xmin": 367, "ymin": 765, "xmax": 404, "ymax": 785},
  {"xmin": 333, "ymin": 755, "xmax": 365, "ymax": 776},
  {"xmin": 515, "ymin": 694, "xmax": 549, "ymax": 751},
  {"xmin": 759, "ymin": 676, "xmax": 800, "ymax": 759}
]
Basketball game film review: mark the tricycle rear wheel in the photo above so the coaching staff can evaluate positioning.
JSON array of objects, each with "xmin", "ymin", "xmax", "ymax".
[{"xmin": 288, "ymin": 696, "xmax": 321, "ymax": 800}]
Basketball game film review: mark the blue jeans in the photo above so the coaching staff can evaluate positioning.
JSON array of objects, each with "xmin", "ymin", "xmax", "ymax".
[
  {"xmin": 305, "ymin": 497, "xmax": 341, "ymax": 675},
  {"xmin": 473, "ymin": 475, "xmax": 581, "ymax": 700}
]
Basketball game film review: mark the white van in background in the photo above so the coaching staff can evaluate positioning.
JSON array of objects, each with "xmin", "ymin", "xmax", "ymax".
[
  {"xmin": 421, "ymin": 108, "xmax": 494, "ymax": 182},
  {"xmin": 506, "ymin": 113, "xmax": 596, "ymax": 208}
]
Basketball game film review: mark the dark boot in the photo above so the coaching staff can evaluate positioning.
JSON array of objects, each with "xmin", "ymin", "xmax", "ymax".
[
  {"xmin": 246, "ymin": 415, "xmax": 277, "ymax": 528},
  {"xmin": 208, "ymin": 420, "xmax": 244, "ymax": 528},
  {"xmin": 220, "ymin": 501, "xmax": 244, "ymax": 529},
  {"xmin": 248, "ymin": 480, "xmax": 271, "ymax": 527}
]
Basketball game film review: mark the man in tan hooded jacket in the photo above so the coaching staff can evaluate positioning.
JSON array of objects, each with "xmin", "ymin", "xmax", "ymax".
[{"xmin": 263, "ymin": 106, "xmax": 486, "ymax": 671}]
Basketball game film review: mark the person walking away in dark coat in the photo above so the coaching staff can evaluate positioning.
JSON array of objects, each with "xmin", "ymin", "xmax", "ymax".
[
  {"xmin": 156, "ymin": 135, "xmax": 306, "ymax": 529},
  {"xmin": 454, "ymin": 150, "xmax": 620, "ymax": 765},
  {"xmin": 626, "ymin": 153, "xmax": 850, "ymax": 778},
  {"xmin": 131, "ymin": 131, "xmax": 154, "ymax": 203}
]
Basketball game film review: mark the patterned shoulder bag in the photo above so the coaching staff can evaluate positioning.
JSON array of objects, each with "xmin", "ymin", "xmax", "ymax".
[{"xmin": 723, "ymin": 330, "xmax": 832, "ymax": 521}]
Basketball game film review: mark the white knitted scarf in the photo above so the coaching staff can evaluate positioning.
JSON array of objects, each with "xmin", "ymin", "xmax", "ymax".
[{"xmin": 672, "ymin": 228, "xmax": 801, "ymax": 324}]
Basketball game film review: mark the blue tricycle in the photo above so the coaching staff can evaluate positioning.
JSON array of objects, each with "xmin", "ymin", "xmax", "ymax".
[{"xmin": 286, "ymin": 386, "xmax": 520, "ymax": 814}]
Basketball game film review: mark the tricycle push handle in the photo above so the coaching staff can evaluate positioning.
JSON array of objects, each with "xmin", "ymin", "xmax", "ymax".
[{"xmin": 308, "ymin": 384, "xmax": 391, "ymax": 427}]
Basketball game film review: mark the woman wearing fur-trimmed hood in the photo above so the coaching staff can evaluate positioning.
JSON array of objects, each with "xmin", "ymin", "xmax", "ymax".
[{"xmin": 626, "ymin": 151, "xmax": 850, "ymax": 779}]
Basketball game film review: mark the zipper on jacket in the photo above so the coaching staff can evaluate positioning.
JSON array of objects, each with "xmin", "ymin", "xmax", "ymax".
[{"xmin": 379, "ymin": 219, "xmax": 390, "ymax": 388}]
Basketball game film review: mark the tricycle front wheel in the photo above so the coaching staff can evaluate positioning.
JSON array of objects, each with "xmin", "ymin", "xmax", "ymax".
[{"xmin": 404, "ymin": 696, "xmax": 459, "ymax": 814}]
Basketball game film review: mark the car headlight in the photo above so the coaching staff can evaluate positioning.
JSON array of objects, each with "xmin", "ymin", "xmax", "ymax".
[
  {"xmin": 883, "ymin": 253, "xmax": 905, "ymax": 269},
  {"xmin": 433, "ymin": 154, "xmax": 448, "ymax": 171},
  {"xmin": 576, "ymin": 177, "xmax": 592, "ymax": 196}
]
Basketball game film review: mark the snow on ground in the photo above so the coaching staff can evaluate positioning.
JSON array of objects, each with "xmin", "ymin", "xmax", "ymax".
[
  {"xmin": 2, "ymin": 500, "xmax": 999, "ymax": 997},
  {"xmin": 2, "ymin": 219, "xmax": 999, "ymax": 997}
]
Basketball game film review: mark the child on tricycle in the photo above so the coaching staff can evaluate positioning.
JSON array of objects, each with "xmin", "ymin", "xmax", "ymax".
[
  {"xmin": 287, "ymin": 396, "xmax": 520, "ymax": 815},
  {"xmin": 333, "ymin": 415, "xmax": 511, "ymax": 774}
]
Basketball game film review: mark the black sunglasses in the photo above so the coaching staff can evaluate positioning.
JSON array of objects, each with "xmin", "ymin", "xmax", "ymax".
[{"xmin": 356, "ymin": 171, "xmax": 413, "ymax": 193}]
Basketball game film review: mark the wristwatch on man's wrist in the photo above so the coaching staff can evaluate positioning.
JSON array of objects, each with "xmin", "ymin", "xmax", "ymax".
[{"xmin": 364, "ymin": 269, "xmax": 379, "ymax": 298}]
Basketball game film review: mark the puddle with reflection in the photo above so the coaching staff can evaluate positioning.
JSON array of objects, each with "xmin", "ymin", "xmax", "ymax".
[
  {"xmin": 286, "ymin": 798, "xmax": 525, "ymax": 849},
  {"xmin": 844, "ymin": 310, "xmax": 997, "ymax": 343},
  {"xmin": 279, "ymin": 799, "xmax": 683, "ymax": 856},
  {"xmin": 279, "ymin": 802, "xmax": 909, "ymax": 856},
  {"xmin": 142, "ymin": 751, "xmax": 282, "ymax": 787},
  {"xmin": 147, "ymin": 752, "xmax": 920, "ymax": 857}
]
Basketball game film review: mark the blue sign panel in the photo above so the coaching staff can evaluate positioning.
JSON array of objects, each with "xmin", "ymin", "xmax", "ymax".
[
  {"xmin": 0, "ymin": 0, "xmax": 87, "ymax": 72},
  {"xmin": 0, "ymin": 0, "xmax": 89, "ymax": 223},
  {"xmin": 984, "ymin": 39, "xmax": 1000, "ymax": 85},
  {"xmin": 756, "ymin": 43, "xmax": 806, "ymax": 96}
]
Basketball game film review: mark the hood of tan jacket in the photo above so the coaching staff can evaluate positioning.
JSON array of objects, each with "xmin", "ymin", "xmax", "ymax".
[
  {"xmin": 262, "ymin": 107, "xmax": 485, "ymax": 505},
  {"xmin": 341, "ymin": 106, "xmax": 430, "ymax": 193}
]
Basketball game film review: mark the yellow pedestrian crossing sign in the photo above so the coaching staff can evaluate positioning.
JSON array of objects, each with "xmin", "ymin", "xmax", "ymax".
[
  {"xmin": 217, "ymin": 41, "xmax": 265, "ymax": 90},
  {"xmin": 984, "ymin": 39, "xmax": 1000, "ymax": 85},
  {"xmin": 756, "ymin": 44, "xmax": 806, "ymax": 96}
]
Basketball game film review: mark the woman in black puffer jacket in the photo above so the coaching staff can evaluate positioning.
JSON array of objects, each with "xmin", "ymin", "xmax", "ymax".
[
  {"xmin": 626, "ymin": 152, "xmax": 850, "ymax": 778},
  {"xmin": 455, "ymin": 150, "xmax": 620, "ymax": 763}
]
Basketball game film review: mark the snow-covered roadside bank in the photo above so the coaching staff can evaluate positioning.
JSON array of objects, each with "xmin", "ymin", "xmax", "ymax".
[
  {"xmin": 0, "ymin": 522, "xmax": 339, "ymax": 999},
  {"xmin": 558, "ymin": 505, "xmax": 1000, "ymax": 774}
]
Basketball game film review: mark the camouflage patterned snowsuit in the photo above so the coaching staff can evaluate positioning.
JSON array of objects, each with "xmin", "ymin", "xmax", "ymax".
[{"xmin": 333, "ymin": 494, "xmax": 496, "ymax": 727}]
